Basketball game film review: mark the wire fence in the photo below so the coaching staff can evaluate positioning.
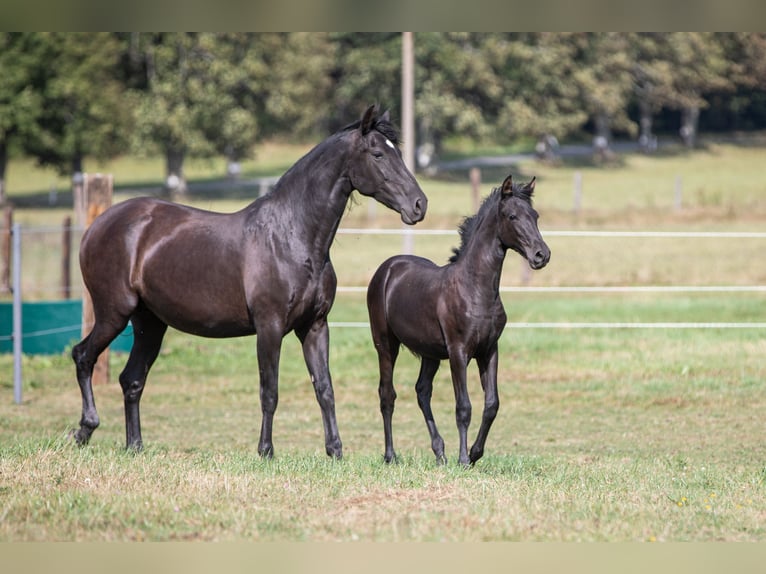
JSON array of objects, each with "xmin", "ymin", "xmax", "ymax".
[{"xmin": 2, "ymin": 224, "xmax": 765, "ymax": 334}]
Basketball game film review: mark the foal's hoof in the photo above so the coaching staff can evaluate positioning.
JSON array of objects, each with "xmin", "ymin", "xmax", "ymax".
[
  {"xmin": 69, "ymin": 427, "xmax": 91, "ymax": 446},
  {"xmin": 383, "ymin": 452, "xmax": 399, "ymax": 464},
  {"xmin": 258, "ymin": 445, "xmax": 274, "ymax": 459}
]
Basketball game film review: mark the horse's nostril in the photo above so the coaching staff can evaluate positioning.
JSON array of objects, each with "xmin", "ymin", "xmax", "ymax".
[{"xmin": 414, "ymin": 198, "xmax": 423, "ymax": 214}]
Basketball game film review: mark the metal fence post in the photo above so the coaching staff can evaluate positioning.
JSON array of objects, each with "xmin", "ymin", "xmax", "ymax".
[{"xmin": 12, "ymin": 222, "xmax": 22, "ymax": 404}]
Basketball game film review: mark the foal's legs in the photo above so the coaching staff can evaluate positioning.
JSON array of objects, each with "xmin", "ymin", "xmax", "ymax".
[
  {"xmin": 448, "ymin": 350, "xmax": 472, "ymax": 466},
  {"xmin": 469, "ymin": 344, "xmax": 500, "ymax": 464},
  {"xmin": 297, "ymin": 319, "xmax": 343, "ymax": 459},
  {"xmin": 118, "ymin": 306, "xmax": 167, "ymax": 451},
  {"xmin": 71, "ymin": 314, "xmax": 129, "ymax": 445},
  {"xmin": 414, "ymin": 358, "xmax": 446, "ymax": 464}
]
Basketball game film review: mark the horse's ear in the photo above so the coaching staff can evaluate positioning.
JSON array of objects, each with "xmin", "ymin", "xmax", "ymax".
[
  {"xmin": 380, "ymin": 109, "xmax": 391, "ymax": 123},
  {"xmin": 526, "ymin": 176, "xmax": 536, "ymax": 192},
  {"xmin": 360, "ymin": 105, "xmax": 377, "ymax": 135},
  {"xmin": 501, "ymin": 174, "xmax": 514, "ymax": 197}
]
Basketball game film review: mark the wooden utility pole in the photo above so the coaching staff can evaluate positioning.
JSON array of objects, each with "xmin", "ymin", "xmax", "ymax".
[
  {"xmin": 401, "ymin": 32, "xmax": 415, "ymax": 255},
  {"xmin": 75, "ymin": 173, "xmax": 113, "ymax": 385}
]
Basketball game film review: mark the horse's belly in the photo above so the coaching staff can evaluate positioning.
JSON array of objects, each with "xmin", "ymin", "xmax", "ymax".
[{"xmin": 139, "ymin": 259, "xmax": 253, "ymax": 337}]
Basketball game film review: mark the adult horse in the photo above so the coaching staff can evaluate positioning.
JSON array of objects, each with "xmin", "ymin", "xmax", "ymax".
[
  {"xmin": 72, "ymin": 105, "xmax": 427, "ymax": 459},
  {"xmin": 367, "ymin": 174, "xmax": 549, "ymax": 466}
]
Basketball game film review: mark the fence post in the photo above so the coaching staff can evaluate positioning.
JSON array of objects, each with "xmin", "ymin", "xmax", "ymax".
[
  {"xmin": 1, "ymin": 206, "xmax": 12, "ymax": 294},
  {"xmin": 470, "ymin": 167, "xmax": 481, "ymax": 212},
  {"xmin": 62, "ymin": 216, "xmax": 72, "ymax": 300},
  {"xmin": 674, "ymin": 175, "xmax": 683, "ymax": 212},
  {"xmin": 573, "ymin": 171, "xmax": 582, "ymax": 216},
  {"xmin": 12, "ymin": 222, "xmax": 22, "ymax": 405},
  {"xmin": 77, "ymin": 173, "xmax": 113, "ymax": 385}
]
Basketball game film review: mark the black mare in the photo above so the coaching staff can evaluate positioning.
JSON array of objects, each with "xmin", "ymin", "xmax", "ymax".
[
  {"xmin": 72, "ymin": 105, "xmax": 427, "ymax": 459},
  {"xmin": 367, "ymin": 174, "xmax": 549, "ymax": 466}
]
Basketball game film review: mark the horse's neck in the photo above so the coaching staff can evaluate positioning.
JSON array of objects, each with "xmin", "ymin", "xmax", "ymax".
[
  {"xmin": 254, "ymin": 138, "xmax": 353, "ymax": 253},
  {"xmin": 454, "ymin": 213, "xmax": 506, "ymax": 296}
]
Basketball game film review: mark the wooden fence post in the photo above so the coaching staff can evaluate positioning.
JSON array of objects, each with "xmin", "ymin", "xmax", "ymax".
[
  {"xmin": 1, "ymin": 206, "xmax": 11, "ymax": 294},
  {"xmin": 61, "ymin": 216, "xmax": 72, "ymax": 300},
  {"xmin": 469, "ymin": 167, "xmax": 481, "ymax": 212},
  {"xmin": 76, "ymin": 173, "xmax": 113, "ymax": 385},
  {"xmin": 573, "ymin": 171, "xmax": 582, "ymax": 216}
]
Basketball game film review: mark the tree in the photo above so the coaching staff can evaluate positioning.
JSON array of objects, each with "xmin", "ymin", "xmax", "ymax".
[
  {"xmin": 414, "ymin": 33, "xmax": 506, "ymax": 161},
  {"xmin": 329, "ymin": 33, "xmax": 402, "ymax": 132},
  {"xmin": 0, "ymin": 33, "xmax": 45, "ymax": 204},
  {"xmin": 569, "ymin": 33, "xmax": 636, "ymax": 157},
  {"xmin": 495, "ymin": 33, "xmax": 588, "ymax": 160},
  {"xmin": 665, "ymin": 33, "xmax": 731, "ymax": 148},
  {"xmin": 23, "ymin": 33, "xmax": 129, "ymax": 178},
  {"xmin": 627, "ymin": 33, "xmax": 677, "ymax": 152}
]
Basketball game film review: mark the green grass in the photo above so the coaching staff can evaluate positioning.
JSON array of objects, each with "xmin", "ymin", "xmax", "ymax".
[{"xmin": 1, "ymin": 305, "xmax": 765, "ymax": 541}]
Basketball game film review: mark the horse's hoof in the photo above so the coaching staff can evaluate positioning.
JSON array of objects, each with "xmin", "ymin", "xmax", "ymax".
[
  {"xmin": 126, "ymin": 441, "xmax": 144, "ymax": 453},
  {"xmin": 70, "ymin": 427, "xmax": 90, "ymax": 446},
  {"xmin": 383, "ymin": 453, "xmax": 399, "ymax": 464},
  {"xmin": 326, "ymin": 440, "xmax": 343, "ymax": 460}
]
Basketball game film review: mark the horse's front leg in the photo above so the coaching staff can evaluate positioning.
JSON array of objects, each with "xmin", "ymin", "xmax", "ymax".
[
  {"xmin": 256, "ymin": 325, "xmax": 283, "ymax": 459},
  {"xmin": 448, "ymin": 350, "xmax": 472, "ymax": 466},
  {"xmin": 470, "ymin": 344, "xmax": 500, "ymax": 464},
  {"xmin": 297, "ymin": 319, "xmax": 343, "ymax": 459}
]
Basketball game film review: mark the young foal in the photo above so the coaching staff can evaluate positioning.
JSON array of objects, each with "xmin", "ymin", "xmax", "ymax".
[{"xmin": 367, "ymin": 174, "xmax": 550, "ymax": 466}]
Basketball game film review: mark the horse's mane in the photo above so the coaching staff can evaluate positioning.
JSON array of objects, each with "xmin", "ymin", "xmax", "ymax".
[{"xmin": 448, "ymin": 179, "xmax": 534, "ymax": 263}]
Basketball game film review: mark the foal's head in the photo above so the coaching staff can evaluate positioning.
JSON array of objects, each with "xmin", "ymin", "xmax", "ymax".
[
  {"xmin": 344, "ymin": 105, "xmax": 427, "ymax": 225},
  {"xmin": 497, "ymin": 175, "xmax": 550, "ymax": 270}
]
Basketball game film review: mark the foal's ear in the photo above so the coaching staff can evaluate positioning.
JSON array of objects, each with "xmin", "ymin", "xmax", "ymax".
[
  {"xmin": 501, "ymin": 174, "xmax": 514, "ymax": 197},
  {"xmin": 360, "ymin": 104, "xmax": 377, "ymax": 135}
]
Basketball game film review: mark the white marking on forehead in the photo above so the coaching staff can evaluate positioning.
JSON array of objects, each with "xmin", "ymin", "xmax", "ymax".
[{"xmin": 385, "ymin": 138, "xmax": 395, "ymax": 149}]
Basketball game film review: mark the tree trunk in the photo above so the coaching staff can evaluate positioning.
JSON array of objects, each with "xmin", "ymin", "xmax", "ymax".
[
  {"xmin": 638, "ymin": 101, "xmax": 657, "ymax": 153},
  {"xmin": 165, "ymin": 147, "xmax": 187, "ymax": 197},
  {"xmin": 592, "ymin": 112, "xmax": 614, "ymax": 161},
  {"xmin": 680, "ymin": 105, "xmax": 700, "ymax": 148}
]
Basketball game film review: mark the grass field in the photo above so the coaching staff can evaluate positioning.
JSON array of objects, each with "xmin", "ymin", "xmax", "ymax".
[
  {"xmin": 1, "ymin": 318, "xmax": 765, "ymax": 541},
  {"xmin": 1, "ymin": 136, "xmax": 765, "ymax": 541}
]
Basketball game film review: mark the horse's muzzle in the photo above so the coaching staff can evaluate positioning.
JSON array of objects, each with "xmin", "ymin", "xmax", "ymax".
[
  {"xmin": 529, "ymin": 246, "xmax": 551, "ymax": 270},
  {"xmin": 401, "ymin": 196, "xmax": 427, "ymax": 225}
]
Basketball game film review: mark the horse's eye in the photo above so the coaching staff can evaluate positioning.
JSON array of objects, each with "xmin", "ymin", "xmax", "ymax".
[
  {"xmin": 509, "ymin": 214, "xmax": 517, "ymax": 221},
  {"xmin": 372, "ymin": 151, "xmax": 384, "ymax": 159}
]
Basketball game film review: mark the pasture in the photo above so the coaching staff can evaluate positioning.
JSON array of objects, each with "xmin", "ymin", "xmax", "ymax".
[{"xmin": 1, "ymin": 136, "xmax": 765, "ymax": 541}]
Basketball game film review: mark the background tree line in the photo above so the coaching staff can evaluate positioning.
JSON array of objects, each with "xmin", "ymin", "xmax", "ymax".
[{"xmin": 1, "ymin": 32, "xmax": 765, "ymax": 202}]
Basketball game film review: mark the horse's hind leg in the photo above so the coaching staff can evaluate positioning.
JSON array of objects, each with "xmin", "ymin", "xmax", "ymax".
[
  {"xmin": 71, "ymin": 317, "xmax": 129, "ymax": 445},
  {"xmin": 469, "ymin": 344, "xmax": 500, "ymax": 464},
  {"xmin": 373, "ymin": 330, "xmax": 400, "ymax": 464},
  {"xmin": 118, "ymin": 306, "xmax": 167, "ymax": 451},
  {"xmin": 415, "ymin": 357, "xmax": 446, "ymax": 464}
]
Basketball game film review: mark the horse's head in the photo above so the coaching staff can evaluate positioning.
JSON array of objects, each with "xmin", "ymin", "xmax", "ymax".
[
  {"xmin": 498, "ymin": 175, "xmax": 550, "ymax": 270},
  {"xmin": 347, "ymin": 105, "xmax": 427, "ymax": 225}
]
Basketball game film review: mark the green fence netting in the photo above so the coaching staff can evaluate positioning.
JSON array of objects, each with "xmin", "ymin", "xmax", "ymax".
[{"xmin": 0, "ymin": 300, "xmax": 133, "ymax": 355}]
